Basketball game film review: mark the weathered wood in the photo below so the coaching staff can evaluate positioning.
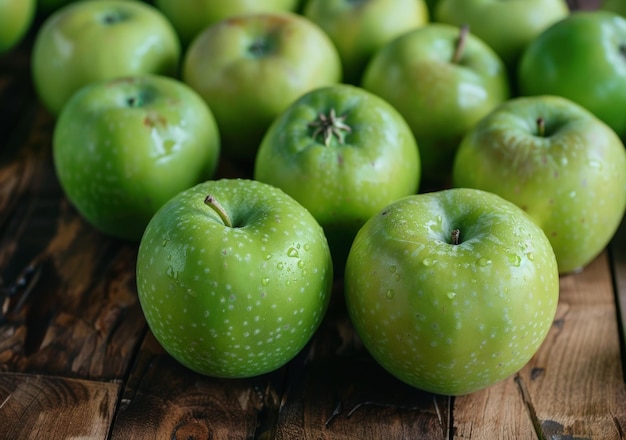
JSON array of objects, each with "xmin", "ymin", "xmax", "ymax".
[
  {"xmin": 0, "ymin": 372, "xmax": 119, "ymax": 440},
  {"xmin": 521, "ymin": 252, "xmax": 626, "ymax": 439},
  {"xmin": 110, "ymin": 332, "xmax": 282, "ymax": 440}
]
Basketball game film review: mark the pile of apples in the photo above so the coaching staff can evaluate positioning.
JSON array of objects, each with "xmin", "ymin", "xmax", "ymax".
[{"xmin": 2, "ymin": 0, "xmax": 625, "ymax": 396}]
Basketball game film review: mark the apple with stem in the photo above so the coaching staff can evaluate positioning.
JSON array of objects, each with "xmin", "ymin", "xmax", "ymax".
[
  {"xmin": 362, "ymin": 23, "xmax": 509, "ymax": 185},
  {"xmin": 345, "ymin": 188, "xmax": 559, "ymax": 396},
  {"xmin": 452, "ymin": 95, "xmax": 626, "ymax": 274},
  {"xmin": 136, "ymin": 178, "xmax": 334, "ymax": 378}
]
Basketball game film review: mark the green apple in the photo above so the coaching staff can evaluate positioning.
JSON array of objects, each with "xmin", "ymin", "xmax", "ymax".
[
  {"xmin": 182, "ymin": 12, "xmax": 342, "ymax": 161},
  {"xmin": 136, "ymin": 178, "xmax": 334, "ymax": 378},
  {"xmin": 154, "ymin": 0, "xmax": 300, "ymax": 47},
  {"xmin": 452, "ymin": 95, "xmax": 626, "ymax": 274},
  {"xmin": 601, "ymin": 0, "xmax": 626, "ymax": 16},
  {"xmin": 362, "ymin": 23, "xmax": 510, "ymax": 185},
  {"xmin": 32, "ymin": 0, "xmax": 180, "ymax": 116},
  {"xmin": 518, "ymin": 11, "xmax": 626, "ymax": 140},
  {"xmin": 0, "ymin": 0, "xmax": 36, "ymax": 54},
  {"xmin": 53, "ymin": 75, "xmax": 221, "ymax": 241},
  {"xmin": 254, "ymin": 84, "xmax": 420, "ymax": 271},
  {"xmin": 345, "ymin": 188, "xmax": 559, "ymax": 396},
  {"xmin": 434, "ymin": 0, "xmax": 570, "ymax": 71},
  {"xmin": 302, "ymin": 0, "xmax": 429, "ymax": 84}
]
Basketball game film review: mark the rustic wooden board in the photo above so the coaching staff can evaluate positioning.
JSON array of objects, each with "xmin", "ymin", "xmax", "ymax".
[
  {"xmin": 0, "ymin": 372, "xmax": 119, "ymax": 440},
  {"xmin": 2, "ymin": 1, "xmax": 626, "ymax": 439}
]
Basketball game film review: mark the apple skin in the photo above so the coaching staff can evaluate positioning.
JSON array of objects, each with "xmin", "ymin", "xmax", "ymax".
[
  {"xmin": 361, "ymin": 23, "xmax": 510, "ymax": 185},
  {"xmin": 182, "ymin": 12, "xmax": 342, "ymax": 161},
  {"xmin": 452, "ymin": 95, "xmax": 626, "ymax": 274},
  {"xmin": 434, "ymin": 0, "xmax": 570, "ymax": 71},
  {"xmin": 136, "ymin": 178, "xmax": 334, "ymax": 378},
  {"xmin": 53, "ymin": 75, "xmax": 221, "ymax": 241},
  {"xmin": 0, "ymin": 0, "xmax": 36, "ymax": 54},
  {"xmin": 32, "ymin": 0, "xmax": 181, "ymax": 116},
  {"xmin": 345, "ymin": 188, "xmax": 559, "ymax": 396},
  {"xmin": 254, "ymin": 84, "xmax": 421, "ymax": 271},
  {"xmin": 518, "ymin": 11, "xmax": 626, "ymax": 140},
  {"xmin": 154, "ymin": 0, "xmax": 300, "ymax": 46},
  {"xmin": 302, "ymin": 0, "xmax": 429, "ymax": 84}
]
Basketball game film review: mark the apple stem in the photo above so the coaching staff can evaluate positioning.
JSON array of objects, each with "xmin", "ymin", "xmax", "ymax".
[
  {"xmin": 451, "ymin": 229, "xmax": 460, "ymax": 245},
  {"xmin": 308, "ymin": 108, "xmax": 352, "ymax": 147},
  {"xmin": 536, "ymin": 117, "xmax": 546, "ymax": 137},
  {"xmin": 452, "ymin": 24, "xmax": 470, "ymax": 64},
  {"xmin": 204, "ymin": 195, "xmax": 232, "ymax": 228}
]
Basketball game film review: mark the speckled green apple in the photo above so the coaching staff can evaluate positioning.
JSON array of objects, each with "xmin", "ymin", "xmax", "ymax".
[
  {"xmin": 452, "ymin": 95, "xmax": 626, "ymax": 274},
  {"xmin": 435, "ymin": 0, "xmax": 569, "ymax": 70},
  {"xmin": 0, "ymin": 0, "xmax": 35, "ymax": 53},
  {"xmin": 154, "ymin": 0, "xmax": 300, "ymax": 46},
  {"xmin": 302, "ymin": 0, "xmax": 429, "ymax": 84},
  {"xmin": 182, "ymin": 12, "xmax": 342, "ymax": 161},
  {"xmin": 254, "ymin": 84, "xmax": 420, "ymax": 271},
  {"xmin": 518, "ymin": 11, "xmax": 626, "ymax": 140},
  {"xmin": 362, "ymin": 23, "xmax": 509, "ymax": 185},
  {"xmin": 32, "ymin": 0, "xmax": 180, "ymax": 115},
  {"xmin": 345, "ymin": 188, "xmax": 559, "ymax": 396},
  {"xmin": 53, "ymin": 75, "xmax": 220, "ymax": 241},
  {"xmin": 136, "ymin": 179, "xmax": 334, "ymax": 378}
]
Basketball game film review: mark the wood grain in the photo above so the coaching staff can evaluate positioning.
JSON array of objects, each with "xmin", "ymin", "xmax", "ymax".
[{"xmin": 0, "ymin": 372, "xmax": 119, "ymax": 440}]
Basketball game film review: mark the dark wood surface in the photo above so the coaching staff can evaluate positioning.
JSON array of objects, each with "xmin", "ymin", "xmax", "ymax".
[{"xmin": 2, "ymin": 1, "xmax": 625, "ymax": 439}]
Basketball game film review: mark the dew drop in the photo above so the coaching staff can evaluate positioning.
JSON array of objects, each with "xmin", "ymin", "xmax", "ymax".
[
  {"xmin": 527, "ymin": 252, "xmax": 535, "ymax": 261},
  {"xmin": 265, "ymin": 254, "xmax": 273, "ymax": 261},
  {"xmin": 277, "ymin": 262, "xmax": 284, "ymax": 270},
  {"xmin": 386, "ymin": 289, "xmax": 395, "ymax": 299},
  {"xmin": 287, "ymin": 247, "xmax": 299, "ymax": 258},
  {"xmin": 261, "ymin": 278, "xmax": 270, "ymax": 286},
  {"xmin": 447, "ymin": 292, "xmax": 457, "ymax": 299},
  {"xmin": 507, "ymin": 254, "xmax": 521, "ymax": 267},
  {"xmin": 297, "ymin": 260, "xmax": 305, "ymax": 269},
  {"xmin": 423, "ymin": 258, "xmax": 435, "ymax": 267},
  {"xmin": 389, "ymin": 265, "xmax": 397, "ymax": 273},
  {"xmin": 477, "ymin": 257, "xmax": 491, "ymax": 267},
  {"xmin": 303, "ymin": 244, "xmax": 311, "ymax": 251},
  {"xmin": 587, "ymin": 159, "xmax": 602, "ymax": 169},
  {"xmin": 162, "ymin": 239, "xmax": 169, "ymax": 247},
  {"xmin": 166, "ymin": 266, "xmax": 178, "ymax": 280}
]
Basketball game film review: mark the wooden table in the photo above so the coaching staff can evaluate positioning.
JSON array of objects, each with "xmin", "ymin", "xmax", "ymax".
[{"xmin": 2, "ymin": 1, "xmax": 625, "ymax": 438}]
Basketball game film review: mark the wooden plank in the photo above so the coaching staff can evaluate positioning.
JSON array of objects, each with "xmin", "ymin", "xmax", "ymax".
[
  {"xmin": 0, "ymin": 372, "xmax": 119, "ymax": 440},
  {"xmin": 0, "ymin": 105, "xmax": 145, "ymax": 381},
  {"xmin": 517, "ymin": 252, "xmax": 626, "ymax": 439},
  {"xmin": 273, "ymin": 283, "xmax": 450, "ymax": 440},
  {"xmin": 609, "ymin": 218, "xmax": 626, "ymax": 352},
  {"xmin": 110, "ymin": 332, "xmax": 282, "ymax": 440}
]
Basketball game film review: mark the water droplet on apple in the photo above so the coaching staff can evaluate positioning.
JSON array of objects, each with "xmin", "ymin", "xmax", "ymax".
[
  {"xmin": 277, "ymin": 262, "xmax": 284, "ymax": 270},
  {"xmin": 265, "ymin": 254, "xmax": 273, "ymax": 261},
  {"xmin": 166, "ymin": 266, "xmax": 178, "ymax": 280},
  {"xmin": 587, "ymin": 159, "xmax": 602, "ymax": 169},
  {"xmin": 261, "ymin": 278, "xmax": 270, "ymax": 286},
  {"xmin": 386, "ymin": 289, "xmax": 395, "ymax": 299},
  {"xmin": 477, "ymin": 257, "xmax": 491, "ymax": 267},
  {"xmin": 388, "ymin": 265, "xmax": 397, "ymax": 273},
  {"xmin": 447, "ymin": 292, "xmax": 456, "ymax": 299},
  {"xmin": 303, "ymin": 244, "xmax": 311, "ymax": 251},
  {"xmin": 287, "ymin": 247, "xmax": 299, "ymax": 258},
  {"xmin": 423, "ymin": 258, "xmax": 435, "ymax": 267},
  {"xmin": 507, "ymin": 254, "xmax": 521, "ymax": 267},
  {"xmin": 297, "ymin": 260, "xmax": 305, "ymax": 269},
  {"xmin": 527, "ymin": 252, "xmax": 535, "ymax": 261},
  {"xmin": 162, "ymin": 239, "xmax": 169, "ymax": 247}
]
